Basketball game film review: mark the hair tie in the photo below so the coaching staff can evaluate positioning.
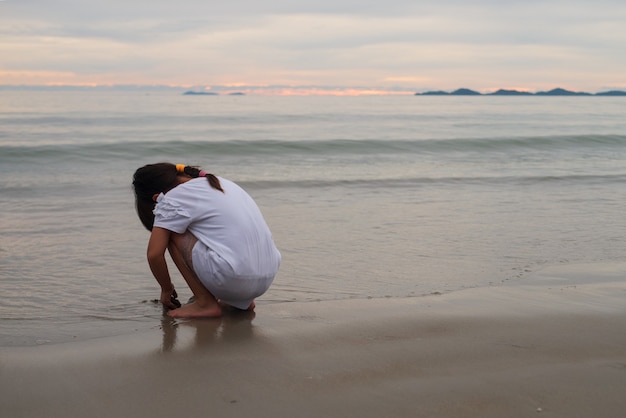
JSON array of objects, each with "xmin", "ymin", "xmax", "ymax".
[
  {"xmin": 198, "ymin": 170, "xmax": 207, "ymax": 177},
  {"xmin": 175, "ymin": 164, "xmax": 186, "ymax": 173}
]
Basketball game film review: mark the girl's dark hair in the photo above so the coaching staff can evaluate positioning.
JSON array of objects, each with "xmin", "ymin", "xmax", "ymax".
[{"xmin": 132, "ymin": 162, "xmax": 223, "ymax": 231}]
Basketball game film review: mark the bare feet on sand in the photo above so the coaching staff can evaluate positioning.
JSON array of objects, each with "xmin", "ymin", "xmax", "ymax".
[{"xmin": 167, "ymin": 301, "xmax": 222, "ymax": 318}]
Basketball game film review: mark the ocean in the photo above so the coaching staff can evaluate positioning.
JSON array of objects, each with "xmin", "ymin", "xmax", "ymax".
[{"xmin": 1, "ymin": 91, "xmax": 625, "ymax": 346}]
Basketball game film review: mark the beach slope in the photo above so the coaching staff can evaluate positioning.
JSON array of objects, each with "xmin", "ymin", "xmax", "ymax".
[{"xmin": 2, "ymin": 263, "xmax": 626, "ymax": 418}]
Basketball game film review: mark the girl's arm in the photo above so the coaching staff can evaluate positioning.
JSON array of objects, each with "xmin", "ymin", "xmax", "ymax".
[{"xmin": 147, "ymin": 227, "xmax": 177, "ymax": 309}]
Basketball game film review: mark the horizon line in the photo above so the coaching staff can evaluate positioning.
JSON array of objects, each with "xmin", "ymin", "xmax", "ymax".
[{"xmin": 1, "ymin": 84, "xmax": 625, "ymax": 96}]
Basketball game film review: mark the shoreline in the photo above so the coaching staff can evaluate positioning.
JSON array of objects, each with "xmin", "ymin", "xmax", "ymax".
[{"xmin": 2, "ymin": 262, "xmax": 626, "ymax": 417}]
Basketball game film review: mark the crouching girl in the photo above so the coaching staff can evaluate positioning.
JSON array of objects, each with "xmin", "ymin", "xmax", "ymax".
[{"xmin": 132, "ymin": 163, "xmax": 281, "ymax": 318}]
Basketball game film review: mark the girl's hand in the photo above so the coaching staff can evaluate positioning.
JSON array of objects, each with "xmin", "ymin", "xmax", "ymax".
[{"xmin": 160, "ymin": 288, "xmax": 181, "ymax": 309}]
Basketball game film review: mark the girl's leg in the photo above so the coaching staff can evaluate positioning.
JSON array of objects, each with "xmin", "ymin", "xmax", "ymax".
[{"xmin": 167, "ymin": 232, "xmax": 222, "ymax": 318}]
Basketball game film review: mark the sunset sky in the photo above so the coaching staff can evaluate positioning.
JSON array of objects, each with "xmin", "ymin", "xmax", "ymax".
[{"xmin": 1, "ymin": 0, "xmax": 625, "ymax": 95}]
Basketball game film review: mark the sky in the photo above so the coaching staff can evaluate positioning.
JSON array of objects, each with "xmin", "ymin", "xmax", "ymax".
[{"xmin": 1, "ymin": 0, "xmax": 625, "ymax": 95}]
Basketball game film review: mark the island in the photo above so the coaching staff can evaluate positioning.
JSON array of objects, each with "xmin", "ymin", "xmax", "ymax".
[
  {"xmin": 489, "ymin": 89, "xmax": 534, "ymax": 96},
  {"xmin": 534, "ymin": 88, "xmax": 591, "ymax": 96},
  {"xmin": 183, "ymin": 91, "xmax": 218, "ymax": 95},
  {"xmin": 595, "ymin": 90, "xmax": 626, "ymax": 96},
  {"xmin": 416, "ymin": 87, "xmax": 626, "ymax": 96},
  {"xmin": 420, "ymin": 88, "xmax": 481, "ymax": 96}
]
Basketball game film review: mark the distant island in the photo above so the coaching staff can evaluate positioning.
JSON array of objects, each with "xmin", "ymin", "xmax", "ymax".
[
  {"xmin": 416, "ymin": 87, "xmax": 626, "ymax": 96},
  {"xmin": 183, "ymin": 91, "xmax": 218, "ymax": 95}
]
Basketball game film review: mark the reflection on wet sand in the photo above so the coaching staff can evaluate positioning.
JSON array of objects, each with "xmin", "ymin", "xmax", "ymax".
[{"xmin": 159, "ymin": 308, "xmax": 257, "ymax": 353}]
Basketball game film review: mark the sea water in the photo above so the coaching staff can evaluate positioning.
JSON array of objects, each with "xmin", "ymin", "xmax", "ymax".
[{"xmin": 1, "ymin": 91, "xmax": 625, "ymax": 346}]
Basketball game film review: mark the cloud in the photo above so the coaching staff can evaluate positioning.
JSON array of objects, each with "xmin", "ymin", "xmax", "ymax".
[
  {"xmin": 1, "ymin": 0, "xmax": 626, "ymax": 91},
  {"xmin": 4, "ymin": 0, "xmax": 425, "ymax": 21}
]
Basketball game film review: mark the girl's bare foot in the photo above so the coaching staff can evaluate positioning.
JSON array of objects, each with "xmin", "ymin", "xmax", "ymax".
[{"xmin": 167, "ymin": 301, "xmax": 222, "ymax": 318}]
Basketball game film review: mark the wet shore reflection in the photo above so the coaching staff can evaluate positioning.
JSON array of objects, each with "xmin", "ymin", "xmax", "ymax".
[{"xmin": 159, "ymin": 308, "xmax": 257, "ymax": 353}]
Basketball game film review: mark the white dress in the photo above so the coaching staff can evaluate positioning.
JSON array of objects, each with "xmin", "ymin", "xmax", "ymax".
[{"xmin": 153, "ymin": 177, "xmax": 281, "ymax": 308}]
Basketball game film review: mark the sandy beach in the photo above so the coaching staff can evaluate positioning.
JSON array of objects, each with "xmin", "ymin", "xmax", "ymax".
[{"xmin": 2, "ymin": 263, "xmax": 625, "ymax": 418}]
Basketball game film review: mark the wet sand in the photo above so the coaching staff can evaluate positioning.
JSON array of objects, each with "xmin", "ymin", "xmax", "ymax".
[{"xmin": 2, "ymin": 263, "xmax": 626, "ymax": 418}]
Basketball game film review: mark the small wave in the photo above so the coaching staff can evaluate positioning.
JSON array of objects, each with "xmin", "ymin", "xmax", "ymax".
[
  {"xmin": 2, "ymin": 134, "xmax": 625, "ymax": 164},
  {"xmin": 239, "ymin": 172, "xmax": 626, "ymax": 190}
]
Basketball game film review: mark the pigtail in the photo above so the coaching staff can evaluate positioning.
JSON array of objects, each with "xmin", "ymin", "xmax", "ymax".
[
  {"xmin": 206, "ymin": 173, "xmax": 224, "ymax": 193},
  {"xmin": 180, "ymin": 165, "xmax": 224, "ymax": 193}
]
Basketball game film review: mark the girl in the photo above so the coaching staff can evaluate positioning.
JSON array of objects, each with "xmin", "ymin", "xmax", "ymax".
[{"xmin": 132, "ymin": 163, "xmax": 281, "ymax": 318}]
